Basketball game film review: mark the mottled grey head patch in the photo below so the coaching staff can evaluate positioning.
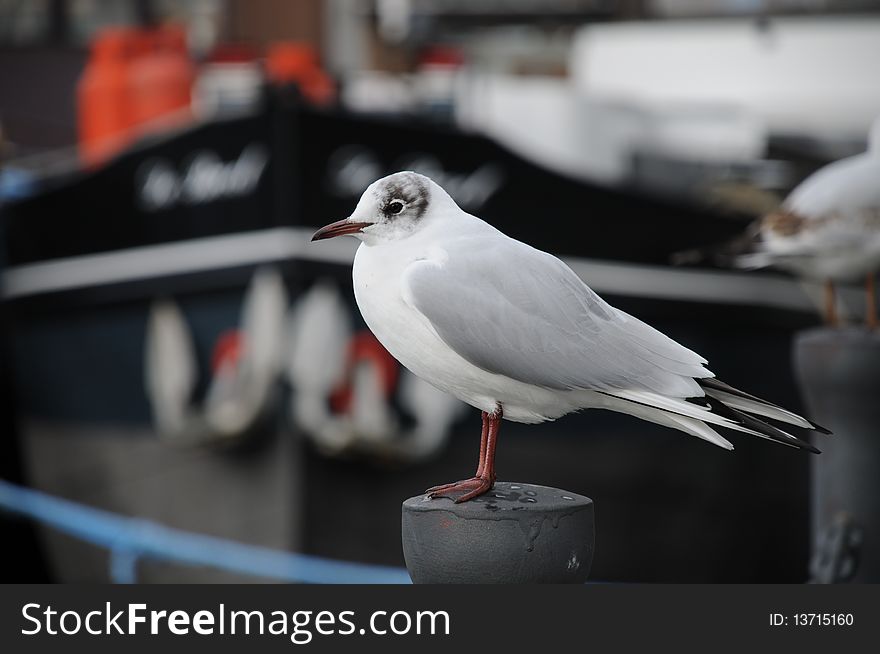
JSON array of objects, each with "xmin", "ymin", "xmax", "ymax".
[{"xmin": 376, "ymin": 172, "xmax": 430, "ymax": 222}]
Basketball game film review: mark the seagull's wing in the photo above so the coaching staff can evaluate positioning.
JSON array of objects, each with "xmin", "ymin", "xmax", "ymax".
[
  {"xmin": 403, "ymin": 233, "xmax": 709, "ymax": 398},
  {"xmin": 785, "ymin": 153, "xmax": 880, "ymax": 218},
  {"xmin": 404, "ymin": 231, "xmax": 825, "ymax": 451}
]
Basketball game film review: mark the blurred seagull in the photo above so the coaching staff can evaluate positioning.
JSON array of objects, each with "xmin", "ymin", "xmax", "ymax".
[
  {"xmin": 737, "ymin": 118, "xmax": 880, "ymax": 328},
  {"xmin": 312, "ymin": 172, "xmax": 828, "ymax": 502}
]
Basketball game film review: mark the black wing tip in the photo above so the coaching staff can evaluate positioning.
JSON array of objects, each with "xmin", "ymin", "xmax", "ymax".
[
  {"xmin": 699, "ymin": 377, "xmax": 832, "ymax": 437},
  {"xmin": 772, "ymin": 431, "xmax": 821, "ymax": 454},
  {"xmin": 703, "ymin": 396, "xmax": 822, "ymax": 454},
  {"xmin": 809, "ymin": 422, "xmax": 833, "ymax": 436}
]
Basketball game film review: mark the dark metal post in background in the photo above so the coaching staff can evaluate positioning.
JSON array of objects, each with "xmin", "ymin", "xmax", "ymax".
[
  {"xmin": 794, "ymin": 328, "xmax": 880, "ymax": 583},
  {"xmin": 401, "ymin": 482, "xmax": 594, "ymax": 584}
]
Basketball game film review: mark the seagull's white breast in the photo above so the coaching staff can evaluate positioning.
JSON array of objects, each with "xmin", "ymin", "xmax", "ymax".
[{"xmin": 353, "ymin": 240, "xmax": 491, "ymax": 410}]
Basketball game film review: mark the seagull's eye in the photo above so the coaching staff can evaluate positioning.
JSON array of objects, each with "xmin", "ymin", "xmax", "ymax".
[{"xmin": 386, "ymin": 200, "xmax": 405, "ymax": 215}]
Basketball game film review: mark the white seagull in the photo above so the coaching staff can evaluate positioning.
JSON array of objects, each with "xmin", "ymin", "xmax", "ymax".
[
  {"xmin": 313, "ymin": 172, "xmax": 828, "ymax": 502},
  {"xmin": 738, "ymin": 117, "xmax": 880, "ymax": 328}
]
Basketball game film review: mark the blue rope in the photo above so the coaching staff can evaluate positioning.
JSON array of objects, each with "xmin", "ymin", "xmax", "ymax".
[{"xmin": 0, "ymin": 479, "xmax": 411, "ymax": 584}]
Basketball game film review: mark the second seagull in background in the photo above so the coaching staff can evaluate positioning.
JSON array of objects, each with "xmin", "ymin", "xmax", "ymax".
[{"xmin": 736, "ymin": 117, "xmax": 880, "ymax": 328}]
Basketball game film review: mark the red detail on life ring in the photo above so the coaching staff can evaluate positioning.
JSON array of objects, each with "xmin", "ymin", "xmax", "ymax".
[
  {"xmin": 330, "ymin": 331, "xmax": 399, "ymax": 413},
  {"xmin": 211, "ymin": 329, "xmax": 243, "ymax": 374}
]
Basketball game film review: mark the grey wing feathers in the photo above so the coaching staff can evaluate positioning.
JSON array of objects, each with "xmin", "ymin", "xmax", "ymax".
[{"xmin": 403, "ymin": 236, "xmax": 710, "ymax": 398}]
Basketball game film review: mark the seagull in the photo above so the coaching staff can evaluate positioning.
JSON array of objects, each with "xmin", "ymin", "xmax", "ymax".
[
  {"xmin": 312, "ymin": 172, "xmax": 828, "ymax": 502},
  {"xmin": 737, "ymin": 117, "xmax": 880, "ymax": 328}
]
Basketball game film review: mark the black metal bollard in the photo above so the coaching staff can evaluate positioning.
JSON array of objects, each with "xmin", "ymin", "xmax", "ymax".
[
  {"xmin": 401, "ymin": 482, "xmax": 594, "ymax": 584},
  {"xmin": 793, "ymin": 327, "xmax": 880, "ymax": 583}
]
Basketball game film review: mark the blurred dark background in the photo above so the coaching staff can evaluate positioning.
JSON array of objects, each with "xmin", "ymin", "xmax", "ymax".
[{"xmin": 2, "ymin": 0, "xmax": 879, "ymax": 583}]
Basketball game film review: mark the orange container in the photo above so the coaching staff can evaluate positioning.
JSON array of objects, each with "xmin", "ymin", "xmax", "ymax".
[
  {"xmin": 78, "ymin": 25, "xmax": 195, "ymax": 167},
  {"xmin": 77, "ymin": 28, "xmax": 138, "ymax": 165},
  {"xmin": 129, "ymin": 25, "xmax": 195, "ymax": 128},
  {"xmin": 265, "ymin": 41, "xmax": 334, "ymax": 106}
]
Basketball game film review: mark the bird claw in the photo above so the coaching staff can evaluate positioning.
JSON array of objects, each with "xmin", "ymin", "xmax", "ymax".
[{"xmin": 425, "ymin": 476, "xmax": 494, "ymax": 503}]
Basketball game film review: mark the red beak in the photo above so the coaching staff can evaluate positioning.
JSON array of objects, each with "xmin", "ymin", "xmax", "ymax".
[{"xmin": 311, "ymin": 219, "xmax": 371, "ymax": 241}]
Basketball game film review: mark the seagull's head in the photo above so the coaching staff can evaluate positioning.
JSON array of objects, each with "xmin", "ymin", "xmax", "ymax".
[{"xmin": 312, "ymin": 171, "xmax": 450, "ymax": 246}]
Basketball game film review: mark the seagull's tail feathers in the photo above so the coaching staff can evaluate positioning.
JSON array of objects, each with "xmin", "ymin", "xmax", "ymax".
[
  {"xmin": 592, "ymin": 392, "xmax": 734, "ymax": 450},
  {"xmin": 660, "ymin": 413, "xmax": 735, "ymax": 450},
  {"xmin": 594, "ymin": 379, "xmax": 827, "ymax": 453}
]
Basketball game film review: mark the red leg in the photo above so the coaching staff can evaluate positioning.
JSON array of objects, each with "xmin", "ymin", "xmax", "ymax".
[
  {"xmin": 426, "ymin": 407, "xmax": 502, "ymax": 503},
  {"xmin": 483, "ymin": 408, "xmax": 500, "ymax": 483}
]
